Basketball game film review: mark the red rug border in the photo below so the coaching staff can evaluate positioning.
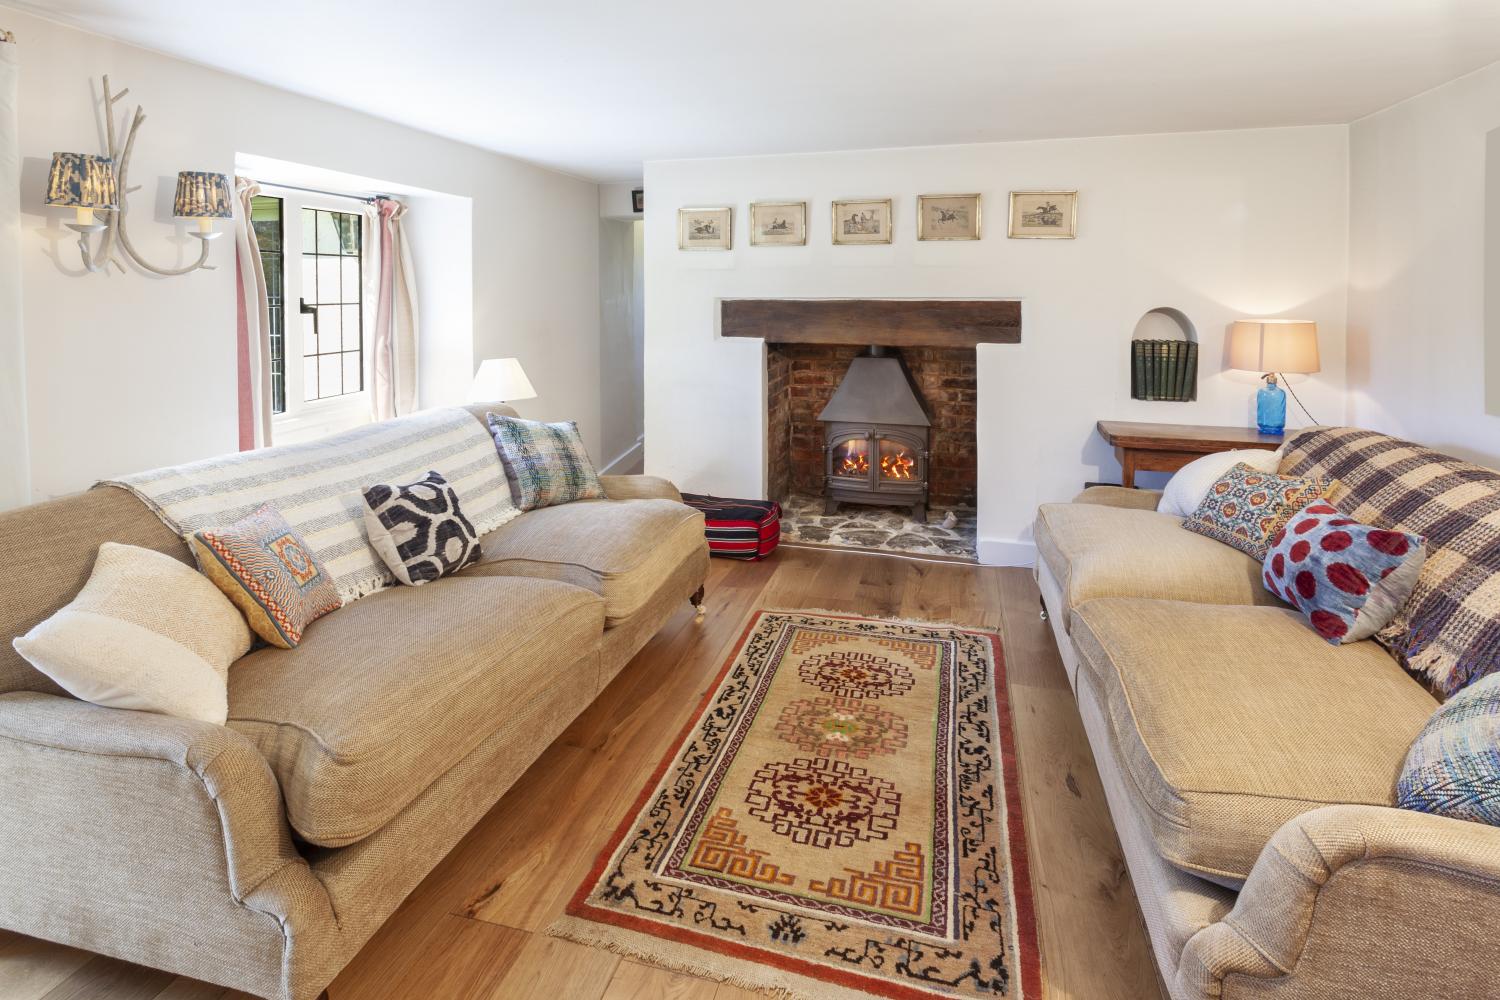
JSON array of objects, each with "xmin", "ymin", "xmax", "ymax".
[{"xmin": 567, "ymin": 609, "xmax": 1044, "ymax": 1000}]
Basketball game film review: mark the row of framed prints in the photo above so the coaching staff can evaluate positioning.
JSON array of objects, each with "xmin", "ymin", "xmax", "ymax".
[{"xmin": 677, "ymin": 191, "xmax": 1077, "ymax": 250}]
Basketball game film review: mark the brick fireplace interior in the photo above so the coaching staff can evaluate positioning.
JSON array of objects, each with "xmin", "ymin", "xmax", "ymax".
[{"xmin": 766, "ymin": 342, "xmax": 977, "ymax": 511}]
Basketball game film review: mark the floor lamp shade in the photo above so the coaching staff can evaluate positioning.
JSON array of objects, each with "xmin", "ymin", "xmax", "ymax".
[{"xmin": 470, "ymin": 358, "xmax": 537, "ymax": 403}]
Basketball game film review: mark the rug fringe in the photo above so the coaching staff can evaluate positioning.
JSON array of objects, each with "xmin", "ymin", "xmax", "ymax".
[
  {"xmin": 547, "ymin": 914, "xmax": 879, "ymax": 1000},
  {"xmin": 758, "ymin": 606, "xmax": 1001, "ymax": 636}
]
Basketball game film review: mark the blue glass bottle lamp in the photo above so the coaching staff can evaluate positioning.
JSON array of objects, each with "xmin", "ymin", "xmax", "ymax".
[{"xmin": 1229, "ymin": 320, "xmax": 1320, "ymax": 437}]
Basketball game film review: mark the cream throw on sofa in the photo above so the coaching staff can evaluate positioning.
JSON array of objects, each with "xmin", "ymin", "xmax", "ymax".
[{"xmin": 102, "ymin": 408, "xmax": 519, "ymax": 602}]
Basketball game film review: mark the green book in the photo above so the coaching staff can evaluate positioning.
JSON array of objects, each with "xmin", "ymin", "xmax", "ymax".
[
  {"xmin": 1181, "ymin": 341, "xmax": 1198, "ymax": 400},
  {"xmin": 1131, "ymin": 341, "xmax": 1146, "ymax": 399},
  {"xmin": 1168, "ymin": 341, "xmax": 1184, "ymax": 400},
  {"xmin": 1155, "ymin": 341, "xmax": 1172, "ymax": 399},
  {"xmin": 1143, "ymin": 340, "xmax": 1155, "ymax": 400}
]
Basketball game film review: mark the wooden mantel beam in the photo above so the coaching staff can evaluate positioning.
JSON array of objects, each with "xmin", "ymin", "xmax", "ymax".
[{"xmin": 720, "ymin": 298, "xmax": 1021, "ymax": 348}]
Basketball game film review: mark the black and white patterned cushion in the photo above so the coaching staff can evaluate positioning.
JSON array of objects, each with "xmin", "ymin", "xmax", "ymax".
[{"xmin": 361, "ymin": 470, "xmax": 481, "ymax": 586}]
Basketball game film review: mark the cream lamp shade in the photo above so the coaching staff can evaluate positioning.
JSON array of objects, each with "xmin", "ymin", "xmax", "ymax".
[
  {"xmin": 470, "ymin": 358, "xmax": 537, "ymax": 403},
  {"xmin": 1228, "ymin": 319, "xmax": 1321, "ymax": 375}
]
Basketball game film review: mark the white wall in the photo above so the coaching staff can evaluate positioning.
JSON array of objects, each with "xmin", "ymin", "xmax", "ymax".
[
  {"xmin": 0, "ymin": 34, "xmax": 27, "ymax": 509},
  {"xmin": 1347, "ymin": 60, "xmax": 1500, "ymax": 467},
  {"xmin": 5, "ymin": 7, "xmax": 600, "ymax": 501},
  {"xmin": 644, "ymin": 127, "xmax": 1350, "ymax": 563}
]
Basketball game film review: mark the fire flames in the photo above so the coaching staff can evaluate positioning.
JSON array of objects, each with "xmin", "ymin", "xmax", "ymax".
[
  {"xmin": 836, "ymin": 442, "xmax": 916, "ymax": 479},
  {"xmin": 881, "ymin": 451, "xmax": 915, "ymax": 479}
]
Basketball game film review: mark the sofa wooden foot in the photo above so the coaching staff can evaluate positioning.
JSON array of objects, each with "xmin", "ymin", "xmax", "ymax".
[
  {"xmin": 318, "ymin": 992, "xmax": 330, "ymax": 1000},
  {"xmin": 1039, "ymin": 595, "xmax": 1049, "ymax": 622},
  {"xmin": 690, "ymin": 585, "xmax": 706, "ymax": 619}
]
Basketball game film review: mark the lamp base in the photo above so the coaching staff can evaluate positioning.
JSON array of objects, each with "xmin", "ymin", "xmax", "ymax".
[{"xmin": 1256, "ymin": 377, "xmax": 1287, "ymax": 436}]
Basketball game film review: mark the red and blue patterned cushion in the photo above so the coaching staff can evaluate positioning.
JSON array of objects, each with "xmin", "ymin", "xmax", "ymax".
[{"xmin": 1261, "ymin": 499, "xmax": 1426, "ymax": 644}]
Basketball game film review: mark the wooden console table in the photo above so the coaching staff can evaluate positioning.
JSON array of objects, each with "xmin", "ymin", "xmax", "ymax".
[{"xmin": 1097, "ymin": 420, "xmax": 1283, "ymax": 488}]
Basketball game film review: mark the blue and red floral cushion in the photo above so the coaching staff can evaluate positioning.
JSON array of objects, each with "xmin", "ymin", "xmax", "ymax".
[
  {"xmin": 1183, "ymin": 462, "xmax": 1327, "ymax": 561},
  {"xmin": 1261, "ymin": 499, "xmax": 1426, "ymax": 644}
]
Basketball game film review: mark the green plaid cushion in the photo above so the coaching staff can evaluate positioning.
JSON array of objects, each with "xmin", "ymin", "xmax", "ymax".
[{"xmin": 485, "ymin": 413, "xmax": 605, "ymax": 511}]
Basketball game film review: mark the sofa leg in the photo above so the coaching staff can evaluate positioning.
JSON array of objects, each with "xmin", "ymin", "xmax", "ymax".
[
  {"xmin": 1039, "ymin": 595, "xmax": 1049, "ymax": 622},
  {"xmin": 318, "ymin": 992, "xmax": 330, "ymax": 1000},
  {"xmin": 690, "ymin": 585, "xmax": 706, "ymax": 620}
]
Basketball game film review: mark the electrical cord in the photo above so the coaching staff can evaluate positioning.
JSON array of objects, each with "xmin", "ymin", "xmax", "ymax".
[{"xmin": 1276, "ymin": 373, "xmax": 1319, "ymax": 426}]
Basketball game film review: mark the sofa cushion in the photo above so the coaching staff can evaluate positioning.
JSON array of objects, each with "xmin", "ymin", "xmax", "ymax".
[
  {"xmin": 466, "ymin": 499, "xmax": 705, "ymax": 626},
  {"xmin": 227, "ymin": 575, "xmax": 604, "ymax": 847},
  {"xmin": 1034, "ymin": 502, "xmax": 1284, "ymax": 630},
  {"xmin": 1070, "ymin": 597, "xmax": 1437, "ymax": 882}
]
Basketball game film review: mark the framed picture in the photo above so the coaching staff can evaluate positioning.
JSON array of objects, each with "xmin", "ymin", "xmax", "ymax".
[
  {"xmin": 918, "ymin": 193, "xmax": 981, "ymax": 241},
  {"xmin": 749, "ymin": 201, "xmax": 807, "ymax": 246},
  {"xmin": 832, "ymin": 198, "xmax": 893, "ymax": 245},
  {"xmin": 631, "ymin": 188, "xmax": 644, "ymax": 213},
  {"xmin": 1008, "ymin": 191, "xmax": 1077, "ymax": 239},
  {"xmin": 677, "ymin": 207, "xmax": 733, "ymax": 250}
]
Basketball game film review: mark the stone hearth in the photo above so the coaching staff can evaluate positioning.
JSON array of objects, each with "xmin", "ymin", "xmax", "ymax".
[{"xmin": 779, "ymin": 493, "xmax": 977, "ymax": 560}]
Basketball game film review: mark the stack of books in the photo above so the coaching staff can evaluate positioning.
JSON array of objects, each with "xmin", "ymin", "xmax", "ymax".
[{"xmin": 1131, "ymin": 339, "xmax": 1198, "ymax": 402}]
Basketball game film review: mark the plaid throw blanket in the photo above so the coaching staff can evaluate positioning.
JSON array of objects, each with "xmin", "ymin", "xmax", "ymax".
[
  {"xmin": 101, "ymin": 407, "xmax": 519, "ymax": 603},
  {"xmin": 1280, "ymin": 426, "xmax": 1500, "ymax": 695}
]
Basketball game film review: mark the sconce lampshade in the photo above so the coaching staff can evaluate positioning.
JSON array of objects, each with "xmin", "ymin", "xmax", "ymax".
[
  {"xmin": 45, "ymin": 152, "xmax": 117, "ymax": 210},
  {"xmin": 173, "ymin": 171, "xmax": 234, "ymax": 220},
  {"xmin": 470, "ymin": 358, "xmax": 537, "ymax": 403},
  {"xmin": 1228, "ymin": 319, "xmax": 1321, "ymax": 375}
]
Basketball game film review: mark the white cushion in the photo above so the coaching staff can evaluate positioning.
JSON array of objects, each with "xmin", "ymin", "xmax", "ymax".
[
  {"xmin": 1157, "ymin": 448, "xmax": 1282, "ymax": 517},
  {"xmin": 12, "ymin": 543, "xmax": 252, "ymax": 724}
]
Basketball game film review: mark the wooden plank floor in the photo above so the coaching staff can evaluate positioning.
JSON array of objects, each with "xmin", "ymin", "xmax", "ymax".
[{"xmin": 0, "ymin": 548, "xmax": 1161, "ymax": 1000}]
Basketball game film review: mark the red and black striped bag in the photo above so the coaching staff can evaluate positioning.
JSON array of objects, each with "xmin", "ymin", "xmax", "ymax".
[{"xmin": 681, "ymin": 494, "xmax": 781, "ymax": 561}]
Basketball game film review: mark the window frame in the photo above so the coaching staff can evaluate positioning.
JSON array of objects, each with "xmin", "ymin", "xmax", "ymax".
[{"xmin": 255, "ymin": 184, "xmax": 374, "ymax": 443}]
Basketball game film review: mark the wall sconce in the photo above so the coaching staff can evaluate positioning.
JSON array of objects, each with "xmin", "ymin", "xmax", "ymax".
[{"xmin": 46, "ymin": 76, "xmax": 226, "ymax": 276}]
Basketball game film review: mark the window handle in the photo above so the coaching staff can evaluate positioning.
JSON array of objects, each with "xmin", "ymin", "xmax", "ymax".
[{"xmin": 299, "ymin": 298, "xmax": 319, "ymax": 341}]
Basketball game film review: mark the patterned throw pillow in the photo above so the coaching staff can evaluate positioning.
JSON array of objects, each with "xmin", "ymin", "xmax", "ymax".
[
  {"xmin": 362, "ymin": 471, "xmax": 481, "ymax": 586},
  {"xmin": 1182, "ymin": 462, "xmax": 1326, "ymax": 560},
  {"xmin": 485, "ymin": 412, "xmax": 605, "ymax": 511},
  {"xmin": 1397, "ymin": 672, "xmax": 1500, "ymax": 826},
  {"xmin": 190, "ymin": 504, "xmax": 342, "ymax": 648},
  {"xmin": 1261, "ymin": 499, "xmax": 1427, "ymax": 644}
]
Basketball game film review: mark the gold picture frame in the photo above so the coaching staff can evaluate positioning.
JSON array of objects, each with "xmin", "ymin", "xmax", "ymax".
[
  {"xmin": 749, "ymin": 201, "xmax": 807, "ymax": 246},
  {"xmin": 918, "ymin": 194, "xmax": 981, "ymax": 241},
  {"xmin": 831, "ymin": 198, "xmax": 893, "ymax": 245},
  {"xmin": 1008, "ymin": 191, "xmax": 1077, "ymax": 239},
  {"xmin": 677, "ymin": 207, "xmax": 733, "ymax": 250}
]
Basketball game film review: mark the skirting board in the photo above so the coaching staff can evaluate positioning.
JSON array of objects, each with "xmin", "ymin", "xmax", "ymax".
[
  {"xmin": 976, "ymin": 537, "xmax": 1036, "ymax": 567},
  {"xmin": 600, "ymin": 436, "xmax": 645, "ymax": 476}
]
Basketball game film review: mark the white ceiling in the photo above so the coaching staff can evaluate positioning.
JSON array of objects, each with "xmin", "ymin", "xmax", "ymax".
[{"xmin": 16, "ymin": 0, "xmax": 1500, "ymax": 181}]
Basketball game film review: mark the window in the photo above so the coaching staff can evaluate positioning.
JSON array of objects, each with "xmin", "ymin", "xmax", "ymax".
[{"xmin": 249, "ymin": 187, "xmax": 370, "ymax": 441}]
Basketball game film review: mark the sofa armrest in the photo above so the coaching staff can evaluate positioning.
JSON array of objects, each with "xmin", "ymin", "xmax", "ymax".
[
  {"xmin": 600, "ymin": 474, "xmax": 683, "ymax": 503},
  {"xmin": 0, "ymin": 691, "xmax": 334, "ymax": 997},
  {"xmin": 1175, "ymin": 804, "xmax": 1500, "ymax": 999},
  {"xmin": 1072, "ymin": 485, "xmax": 1164, "ymax": 510}
]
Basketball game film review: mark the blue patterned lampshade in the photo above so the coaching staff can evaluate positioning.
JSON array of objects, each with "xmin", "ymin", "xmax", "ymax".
[
  {"xmin": 45, "ymin": 152, "xmax": 118, "ymax": 217},
  {"xmin": 173, "ymin": 171, "xmax": 234, "ymax": 223}
]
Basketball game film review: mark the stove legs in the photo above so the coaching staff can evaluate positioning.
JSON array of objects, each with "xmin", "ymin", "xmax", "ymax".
[
  {"xmin": 912, "ymin": 503, "xmax": 926, "ymax": 523},
  {"xmin": 824, "ymin": 497, "xmax": 840, "ymax": 516}
]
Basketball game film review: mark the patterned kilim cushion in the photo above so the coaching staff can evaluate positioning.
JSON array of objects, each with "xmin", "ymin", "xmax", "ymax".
[
  {"xmin": 190, "ymin": 504, "xmax": 342, "ymax": 649},
  {"xmin": 485, "ymin": 413, "xmax": 605, "ymax": 511},
  {"xmin": 1183, "ymin": 461, "xmax": 1327, "ymax": 561},
  {"xmin": 1280, "ymin": 427, "xmax": 1500, "ymax": 694},
  {"xmin": 1262, "ymin": 499, "xmax": 1427, "ymax": 644},
  {"xmin": 362, "ymin": 471, "xmax": 481, "ymax": 586},
  {"xmin": 1398, "ymin": 672, "xmax": 1500, "ymax": 825}
]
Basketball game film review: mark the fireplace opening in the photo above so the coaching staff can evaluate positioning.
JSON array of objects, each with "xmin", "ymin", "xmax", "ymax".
[{"xmin": 766, "ymin": 342, "xmax": 977, "ymax": 559}]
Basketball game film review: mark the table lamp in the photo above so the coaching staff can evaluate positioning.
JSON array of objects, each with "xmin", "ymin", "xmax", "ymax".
[
  {"xmin": 469, "ymin": 358, "xmax": 537, "ymax": 404},
  {"xmin": 1228, "ymin": 320, "xmax": 1320, "ymax": 435}
]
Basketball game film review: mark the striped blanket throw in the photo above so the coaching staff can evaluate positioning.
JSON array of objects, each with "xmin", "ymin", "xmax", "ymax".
[
  {"xmin": 1280, "ymin": 426, "xmax": 1500, "ymax": 695},
  {"xmin": 101, "ymin": 407, "xmax": 519, "ymax": 603}
]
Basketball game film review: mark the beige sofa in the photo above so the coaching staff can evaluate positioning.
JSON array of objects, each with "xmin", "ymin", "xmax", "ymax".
[
  {"xmin": 0, "ymin": 404, "xmax": 709, "ymax": 1000},
  {"xmin": 1035, "ymin": 453, "xmax": 1500, "ymax": 998}
]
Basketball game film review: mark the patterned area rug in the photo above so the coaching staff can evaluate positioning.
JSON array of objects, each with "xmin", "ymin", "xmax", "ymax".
[{"xmin": 551, "ymin": 611, "xmax": 1039, "ymax": 1000}]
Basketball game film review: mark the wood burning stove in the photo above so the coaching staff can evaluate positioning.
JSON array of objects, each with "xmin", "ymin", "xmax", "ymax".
[{"xmin": 819, "ymin": 347, "xmax": 931, "ymax": 521}]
